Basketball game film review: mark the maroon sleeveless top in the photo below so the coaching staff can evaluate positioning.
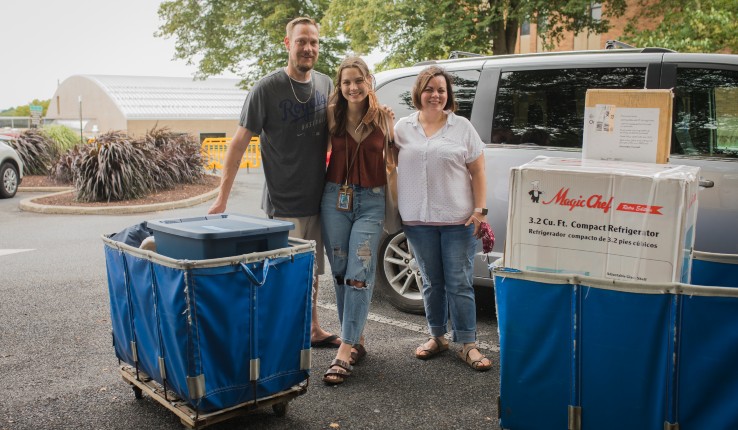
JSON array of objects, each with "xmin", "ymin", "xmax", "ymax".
[{"xmin": 325, "ymin": 127, "xmax": 387, "ymax": 187}]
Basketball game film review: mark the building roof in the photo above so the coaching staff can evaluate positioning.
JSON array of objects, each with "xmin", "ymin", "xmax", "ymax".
[{"xmin": 84, "ymin": 75, "xmax": 248, "ymax": 120}]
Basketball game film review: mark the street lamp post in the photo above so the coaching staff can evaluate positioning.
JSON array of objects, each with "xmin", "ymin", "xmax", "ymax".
[{"xmin": 78, "ymin": 96, "xmax": 84, "ymax": 144}]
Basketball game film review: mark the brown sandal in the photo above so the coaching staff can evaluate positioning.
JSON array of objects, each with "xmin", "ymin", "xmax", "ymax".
[
  {"xmin": 459, "ymin": 344, "xmax": 492, "ymax": 371},
  {"xmin": 350, "ymin": 344, "xmax": 367, "ymax": 365},
  {"xmin": 415, "ymin": 337, "xmax": 449, "ymax": 360},
  {"xmin": 322, "ymin": 358, "xmax": 353, "ymax": 385}
]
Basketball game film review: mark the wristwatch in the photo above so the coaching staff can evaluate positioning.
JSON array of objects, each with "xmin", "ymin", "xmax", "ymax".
[{"xmin": 474, "ymin": 207, "xmax": 488, "ymax": 215}]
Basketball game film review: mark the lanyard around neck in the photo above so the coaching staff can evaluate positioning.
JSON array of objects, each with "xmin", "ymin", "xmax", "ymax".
[{"xmin": 344, "ymin": 129, "xmax": 365, "ymax": 186}]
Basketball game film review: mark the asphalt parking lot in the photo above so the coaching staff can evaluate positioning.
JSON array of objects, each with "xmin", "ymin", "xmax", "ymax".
[{"xmin": 0, "ymin": 171, "xmax": 501, "ymax": 430}]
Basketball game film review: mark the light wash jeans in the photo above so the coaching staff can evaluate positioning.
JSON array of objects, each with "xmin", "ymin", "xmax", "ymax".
[
  {"xmin": 403, "ymin": 223, "xmax": 478, "ymax": 344},
  {"xmin": 321, "ymin": 182, "xmax": 385, "ymax": 345}
]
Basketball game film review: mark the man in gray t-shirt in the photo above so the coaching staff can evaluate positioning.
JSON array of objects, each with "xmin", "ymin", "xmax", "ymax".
[
  {"xmin": 208, "ymin": 17, "xmax": 340, "ymax": 347},
  {"xmin": 241, "ymin": 67, "xmax": 332, "ymax": 217}
]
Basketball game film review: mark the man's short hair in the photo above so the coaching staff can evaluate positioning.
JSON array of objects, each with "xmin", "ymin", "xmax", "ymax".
[{"xmin": 286, "ymin": 17, "xmax": 319, "ymax": 38}]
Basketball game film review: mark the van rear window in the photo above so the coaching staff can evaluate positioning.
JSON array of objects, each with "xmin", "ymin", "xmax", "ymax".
[
  {"xmin": 674, "ymin": 67, "xmax": 738, "ymax": 158},
  {"xmin": 492, "ymin": 67, "xmax": 646, "ymax": 147}
]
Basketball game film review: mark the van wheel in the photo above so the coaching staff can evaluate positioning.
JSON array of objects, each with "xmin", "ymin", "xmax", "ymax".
[
  {"xmin": 0, "ymin": 162, "xmax": 19, "ymax": 198},
  {"xmin": 376, "ymin": 231, "xmax": 425, "ymax": 314}
]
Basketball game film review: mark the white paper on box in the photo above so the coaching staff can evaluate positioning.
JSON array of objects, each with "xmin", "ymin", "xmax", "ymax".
[
  {"xmin": 583, "ymin": 105, "xmax": 661, "ymax": 163},
  {"xmin": 505, "ymin": 157, "xmax": 700, "ymax": 283}
]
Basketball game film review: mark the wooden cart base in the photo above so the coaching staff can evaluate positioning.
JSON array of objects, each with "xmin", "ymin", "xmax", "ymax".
[{"xmin": 119, "ymin": 366, "xmax": 308, "ymax": 429}]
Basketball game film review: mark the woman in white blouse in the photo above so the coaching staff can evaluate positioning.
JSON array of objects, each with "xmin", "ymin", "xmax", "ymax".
[{"xmin": 393, "ymin": 66, "xmax": 492, "ymax": 371}]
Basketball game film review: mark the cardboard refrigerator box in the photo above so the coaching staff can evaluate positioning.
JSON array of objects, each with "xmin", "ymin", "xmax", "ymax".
[
  {"xmin": 504, "ymin": 157, "xmax": 700, "ymax": 283},
  {"xmin": 582, "ymin": 89, "xmax": 673, "ymax": 164}
]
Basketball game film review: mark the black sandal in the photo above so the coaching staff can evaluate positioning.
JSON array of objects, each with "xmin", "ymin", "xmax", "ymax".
[{"xmin": 322, "ymin": 358, "xmax": 353, "ymax": 385}]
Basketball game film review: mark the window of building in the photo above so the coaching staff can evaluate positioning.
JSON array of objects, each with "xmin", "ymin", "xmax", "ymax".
[
  {"xmin": 591, "ymin": 3, "xmax": 602, "ymax": 22},
  {"xmin": 521, "ymin": 20, "xmax": 530, "ymax": 36},
  {"xmin": 199, "ymin": 132, "xmax": 226, "ymax": 144}
]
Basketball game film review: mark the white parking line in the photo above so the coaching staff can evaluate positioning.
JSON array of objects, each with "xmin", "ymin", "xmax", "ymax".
[
  {"xmin": 317, "ymin": 300, "xmax": 500, "ymax": 353},
  {"xmin": 0, "ymin": 249, "xmax": 34, "ymax": 257}
]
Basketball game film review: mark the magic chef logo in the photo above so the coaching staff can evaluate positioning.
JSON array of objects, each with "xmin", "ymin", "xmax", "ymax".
[
  {"xmin": 528, "ymin": 181, "xmax": 663, "ymax": 215},
  {"xmin": 528, "ymin": 180, "xmax": 543, "ymax": 203}
]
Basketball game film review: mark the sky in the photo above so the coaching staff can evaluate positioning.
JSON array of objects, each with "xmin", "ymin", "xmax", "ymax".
[
  {"xmin": 1, "ymin": 1, "xmax": 382, "ymax": 111},
  {"xmin": 2, "ymin": 0, "xmax": 216, "ymax": 109}
]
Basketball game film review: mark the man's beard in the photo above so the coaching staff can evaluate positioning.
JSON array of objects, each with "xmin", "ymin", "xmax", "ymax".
[{"xmin": 294, "ymin": 55, "xmax": 315, "ymax": 74}]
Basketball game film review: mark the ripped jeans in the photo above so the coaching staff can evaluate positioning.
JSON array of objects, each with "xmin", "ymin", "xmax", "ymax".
[{"xmin": 321, "ymin": 182, "xmax": 385, "ymax": 345}]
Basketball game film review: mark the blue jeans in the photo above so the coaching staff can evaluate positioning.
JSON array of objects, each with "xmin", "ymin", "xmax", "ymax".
[
  {"xmin": 403, "ymin": 223, "xmax": 478, "ymax": 344},
  {"xmin": 321, "ymin": 182, "xmax": 385, "ymax": 345}
]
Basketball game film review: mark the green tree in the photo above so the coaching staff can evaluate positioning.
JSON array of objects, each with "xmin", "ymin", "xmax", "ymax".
[
  {"xmin": 622, "ymin": 0, "xmax": 738, "ymax": 53},
  {"xmin": 13, "ymin": 99, "xmax": 50, "ymax": 117},
  {"xmin": 324, "ymin": 0, "xmax": 627, "ymax": 70},
  {"xmin": 2, "ymin": 99, "xmax": 50, "ymax": 117},
  {"xmin": 156, "ymin": 0, "xmax": 348, "ymax": 87}
]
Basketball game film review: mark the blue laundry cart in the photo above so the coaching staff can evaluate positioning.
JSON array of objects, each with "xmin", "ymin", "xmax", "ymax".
[
  {"xmin": 678, "ymin": 251, "xmax": 738, "ymax": 430},
  {"xmin": 102, "ymin": 234, "xmax": 314, "ymax": 427},
  {"xmin": 494, "ymin": 253, "xmax": 738, "ymax": 430}
]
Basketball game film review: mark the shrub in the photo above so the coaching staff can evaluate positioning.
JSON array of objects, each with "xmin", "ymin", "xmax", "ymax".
[
  {"xmin": 42, "ymin": 125, "xmax": 81, "ymax": 160},
  {"xmin": 7, "ymin": 129, "xmax": 54, "ymax": 175},
  {"xmin": 74, "ymin": 131, "xmax": 158, "ymax": 202},
  {"xmin": 49, "ymin": 143, "xmax": 92, "ymax": 184},
  {"xmin": 54, "ymin": 127, "xmax": 207, "ymax": 202},
  {"xmin": 142, "ymin": 127, "xmax": 205, "ymax": 186}
]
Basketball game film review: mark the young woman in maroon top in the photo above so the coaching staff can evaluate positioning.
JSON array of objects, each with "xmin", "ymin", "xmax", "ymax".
[{"xmin": 320, "ymin": 57, "xmax": 394, "ymax": 385}]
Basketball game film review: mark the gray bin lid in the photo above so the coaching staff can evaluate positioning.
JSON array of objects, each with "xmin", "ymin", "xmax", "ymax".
[{"xmin": 147, "ymin": 213, "xmax": 294, "ymax": 240}]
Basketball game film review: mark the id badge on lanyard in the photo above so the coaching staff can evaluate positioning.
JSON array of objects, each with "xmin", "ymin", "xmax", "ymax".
[{"xmin": 337, "ymin": 185, "xmax": 353, "ymax": 211}]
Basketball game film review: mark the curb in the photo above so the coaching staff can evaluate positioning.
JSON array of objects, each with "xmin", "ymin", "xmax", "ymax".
[
  {"xmin": 19, "ymin": 188, "xmax": 220, "ymax": 215},
  {"xmin": 18, "ymin": 186, "xmax": 74, "ymax": 193}
]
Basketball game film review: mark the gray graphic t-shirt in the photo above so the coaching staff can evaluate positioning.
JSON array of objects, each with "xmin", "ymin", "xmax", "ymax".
[{"xmin": 240, "ymin": 68, "xmax": 332, "ymax": 217}]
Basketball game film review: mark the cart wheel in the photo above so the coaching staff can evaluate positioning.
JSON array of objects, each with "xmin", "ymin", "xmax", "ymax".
[
  {"xmin": 132, "ymin": 386, "xmax": 143, "ymax": 399},
  {"xmin": 272, "ymin": 401, "xmax": 288, "ymax": 417}
]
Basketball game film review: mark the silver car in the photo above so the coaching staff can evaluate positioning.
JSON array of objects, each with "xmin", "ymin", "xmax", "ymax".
[
  {"xmin": 0, "ymin": 133, "xmax": 24, "ymax": 198},
  {"xmin": 374, "ymin": 48, "xmax": 738, "ymax": 313}
]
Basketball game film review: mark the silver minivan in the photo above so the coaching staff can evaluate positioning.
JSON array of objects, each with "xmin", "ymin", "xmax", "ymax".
[
  {"xmin": 0, "ymin": 133, "xmax": 23, "ymax": 198},
  {"xmin": 374, "ymin": 48, "xmax": 738, "ymax": 313}
]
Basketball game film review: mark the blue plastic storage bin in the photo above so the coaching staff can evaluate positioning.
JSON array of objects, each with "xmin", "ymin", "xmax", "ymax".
[{"xmin": 147, "ymin": 214, "xmax": 294, "ymax": 260}]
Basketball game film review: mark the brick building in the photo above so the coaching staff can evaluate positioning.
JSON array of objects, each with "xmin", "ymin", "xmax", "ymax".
[{"xmin": 516, "ymin": 0, "xmax": 659, "ymax": 53}]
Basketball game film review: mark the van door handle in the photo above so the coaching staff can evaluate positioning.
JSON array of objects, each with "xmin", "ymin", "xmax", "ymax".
[{"xmin": 699, "ymin": 179, "xmax": 714, "ymax": 188}]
